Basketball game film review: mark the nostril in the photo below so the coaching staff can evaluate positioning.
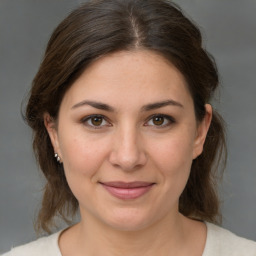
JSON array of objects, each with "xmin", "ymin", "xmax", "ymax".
[
  {"xmin": 109, "ymin": 149, "xmax": 147, "ymax": 171},
  {"xmin": 108, "ymin": 130, "xmax": 147, "ymax": 170}
]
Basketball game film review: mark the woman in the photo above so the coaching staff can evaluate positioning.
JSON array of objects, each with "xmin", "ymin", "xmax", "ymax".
[{"xmin": 3, "ymin": 0, "xmax": 256, "ymax": 255}]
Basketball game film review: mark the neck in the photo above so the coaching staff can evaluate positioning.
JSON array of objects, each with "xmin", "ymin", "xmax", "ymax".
[{"xmin": 72, "ymin": 211, "xmax": 188, "ymax": 256}]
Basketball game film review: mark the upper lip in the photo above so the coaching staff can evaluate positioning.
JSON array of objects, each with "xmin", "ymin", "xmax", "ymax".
[{"xmin": 100, "ymin": 181, "xmax": 155, "ymax": 188}]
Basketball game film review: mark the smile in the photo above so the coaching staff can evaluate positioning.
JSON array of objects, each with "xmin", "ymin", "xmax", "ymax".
[{"xmin": 99, "ymin": 181, "xmax": 155, "ymax": 200}]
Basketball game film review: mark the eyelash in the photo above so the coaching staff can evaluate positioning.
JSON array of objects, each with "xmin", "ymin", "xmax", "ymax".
[
  {"xmin": 145, "ymin": 114, "xmax": 176, "ymax": 128},
  {"xmin": 81, "ymin": 114, "xmax": 112, "ymax": 129},
  {"xmin": 81, "ymin": 114, "xmax": 175, "ymax": 129}
]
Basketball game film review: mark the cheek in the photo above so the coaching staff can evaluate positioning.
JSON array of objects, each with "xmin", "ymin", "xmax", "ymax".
[
  {"xmin": 59, "ymin": 130, "xmax": 110, "ymax": 179},
  {"xmin": 58, "ymin": 132, "xmax": 112, "ymax": 205},
  {"xmin": 152, "ymin": 135, "xmax": 194, "ymax": 170},
  {"xmin": 149, "ymin": 132, "xmax": 195, "ymax": 190}
]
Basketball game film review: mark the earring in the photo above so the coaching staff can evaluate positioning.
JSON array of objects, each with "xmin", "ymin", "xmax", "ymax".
[{"xmin": 54, "ymin": 153, "xmax": 61, "ymax": 163}]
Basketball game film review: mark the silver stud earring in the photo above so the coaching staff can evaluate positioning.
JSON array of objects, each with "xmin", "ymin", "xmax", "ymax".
[{"xmin": 54, "ymin": 153, "xmax": 61, "ymax": 163}]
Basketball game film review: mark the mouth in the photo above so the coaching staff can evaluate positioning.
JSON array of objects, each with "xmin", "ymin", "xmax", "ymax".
[{"xmin": 99, "ymin": 181, "xmax": 155, "ymax": 200}]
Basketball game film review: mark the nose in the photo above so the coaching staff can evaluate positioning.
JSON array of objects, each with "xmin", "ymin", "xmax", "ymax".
[{"xmin": 109, "ymin": 126, "xmax": 147, "ymax": 171}]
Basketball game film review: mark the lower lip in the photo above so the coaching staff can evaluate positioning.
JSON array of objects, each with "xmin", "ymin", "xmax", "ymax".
[{"xmin": 101, "ymin": 184, "xmax": 154, "ymax": 200}]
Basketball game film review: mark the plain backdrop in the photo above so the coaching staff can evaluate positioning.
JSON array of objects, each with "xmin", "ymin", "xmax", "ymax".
[{"xmin": 0, "ymin": 0, "xmax": 255, "ymax": 254}]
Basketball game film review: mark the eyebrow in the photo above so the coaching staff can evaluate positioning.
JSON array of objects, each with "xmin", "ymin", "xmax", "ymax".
[
  {"xmin": 71, "ymin": 100, "xmax": 115, "ymax": 111},
  {"xmin": 71, "ymin": 99, "xmax": 183, "ymax": 111},
  {"xmin": 141, "ymin": 99, "xmax": 184, "ymax": 111}
]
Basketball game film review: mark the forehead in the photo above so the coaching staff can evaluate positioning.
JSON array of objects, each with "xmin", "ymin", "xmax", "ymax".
[{"xmin": 61, "ymin": 50, "xmax": 192, "ymax": 110}]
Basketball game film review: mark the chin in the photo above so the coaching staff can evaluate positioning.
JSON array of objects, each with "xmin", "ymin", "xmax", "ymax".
[{"xmin": 101, "ymin": 208, "xmax": 156, "ymax": 232}]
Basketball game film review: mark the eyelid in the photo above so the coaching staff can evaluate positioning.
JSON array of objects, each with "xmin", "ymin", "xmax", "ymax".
[
  {"xmin": 144, "ymin": 114, "xmax": 176, "ymax": 127},
  {"xmin": 81, "ymin": 114, "xmax": 112, "ymax": 129}
]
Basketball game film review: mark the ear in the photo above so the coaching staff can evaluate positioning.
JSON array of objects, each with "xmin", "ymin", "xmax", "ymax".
[
  {"xmin": 193, "ymin": 104, "xmax": 212, "ymax": 159},
  {"xmin": 44, "ymin": 113, "xmax": 62, "ymax": 159}
]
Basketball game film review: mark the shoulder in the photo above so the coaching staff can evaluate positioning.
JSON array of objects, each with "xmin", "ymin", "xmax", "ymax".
[
  {"xmin": 1, "ymin": 231, "xmax": 62, "ymax": 256},
  {"xmin": 203, "ymin": 222, "xmax": 256, "ymax": 256}
]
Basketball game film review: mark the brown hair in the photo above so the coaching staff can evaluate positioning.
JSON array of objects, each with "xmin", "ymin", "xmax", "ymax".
[{"xmin": 25, "ymin": 0, "xmax": 226, "ymax": 233}]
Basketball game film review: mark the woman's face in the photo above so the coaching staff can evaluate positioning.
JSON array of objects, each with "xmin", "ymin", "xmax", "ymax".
[{"xmin": 45, "ymin": 50, "xmax": 211, "ymax": 231}]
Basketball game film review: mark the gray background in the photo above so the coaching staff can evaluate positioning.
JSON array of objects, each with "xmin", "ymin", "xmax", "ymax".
[{"xmin": 0, "ymin": 0, "xmax": 255, "ymax": 253}]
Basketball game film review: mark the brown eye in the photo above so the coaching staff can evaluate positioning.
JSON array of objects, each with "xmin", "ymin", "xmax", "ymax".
[
  {"xmin": 82, "ymin": 115, "xmax": 110, "ymax": 128},
  {"xmin": 145, "ymin": 114, "xmax": 175, "ymax": 128},
  {"xmin": 91, "ymin": 116, "xmax": 103, "ymax": 126},
  {"xmin": 152, "ymin": 116, "xmax": 164, "ymax": 126}
]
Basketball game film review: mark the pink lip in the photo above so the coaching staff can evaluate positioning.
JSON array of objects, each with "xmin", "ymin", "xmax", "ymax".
[{"xmin": 100, "ymin": 181, "xmax": 155, "ymax": 200}]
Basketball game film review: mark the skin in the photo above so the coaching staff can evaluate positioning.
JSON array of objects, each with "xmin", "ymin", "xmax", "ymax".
[{"xmin": 45, "ymin": 50, "xmax": 212, "ymax": 256}]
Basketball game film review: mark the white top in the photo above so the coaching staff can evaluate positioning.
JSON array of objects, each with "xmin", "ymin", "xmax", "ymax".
[{"xmin": 2, "ymin": 222, "xmax": 256, "ymax": 256}]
